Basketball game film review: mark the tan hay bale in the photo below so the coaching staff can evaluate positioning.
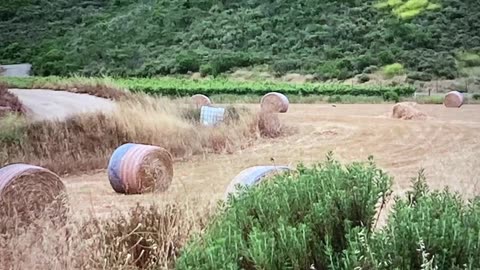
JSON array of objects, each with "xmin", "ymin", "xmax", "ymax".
[
  {"xmin": 108, "ymin": 143, "xmax": 174, "ymax": 194},
  {"xmin": 0, "ymin": 164, "xmax": 68, "ymax": 229},
  {"xmin": 257, "ymin": 111, "xmax": 282, "ymax": 138},
  {"xmin": 444, "ymin": 91, "xmax": 464, "ymax": 108},
  {"xmin": 260, "ymin": 92, "xmax": 289, "ymax": 113},
  {"xmin": 392, "ymin": 102, "xmax": 427, "ymax": 120},
  {"xmin": 191, "ymin": 94, "xmax": 212, "ymax": 108}
]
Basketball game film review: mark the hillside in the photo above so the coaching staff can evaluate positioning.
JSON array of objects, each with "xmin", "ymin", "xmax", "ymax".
[{"xmin": 1, "ymin": 0, "xmax": 479, "ymax": 79}]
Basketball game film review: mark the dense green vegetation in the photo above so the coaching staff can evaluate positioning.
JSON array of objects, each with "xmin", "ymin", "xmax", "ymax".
[
  {"xmin": 0, "ymin": 76, "xmax": 416, "ymax": 97},
  {"xmin": 1, "ymin": 0, "xmax": 479, "ymax": 79},
  {"xmin": 177, "ymin": 157, "xmax": 480, "ymax": 269}
]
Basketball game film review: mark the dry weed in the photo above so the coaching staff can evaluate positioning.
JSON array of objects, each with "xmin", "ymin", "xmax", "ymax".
[
  {"xmin": 0, "ymin": 83, "xmax": 24, "ymax": 116},
  {"xmin": 0, "ymin": 202, "xmax": 210, "ymax": 270},
  {"xmin": 0, "ymin": 94, "xmax": 261, "ymax": 175}
]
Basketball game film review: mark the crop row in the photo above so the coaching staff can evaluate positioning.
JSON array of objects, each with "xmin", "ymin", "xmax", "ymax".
[{"xmin": 116, "ymin": 77, "xmax": 416, "ymax": 97}]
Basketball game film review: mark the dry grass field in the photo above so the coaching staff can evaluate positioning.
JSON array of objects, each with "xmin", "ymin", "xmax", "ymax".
[{"xmin": 64, "ymin": 103, "xmax": 480, "ymax": 218}]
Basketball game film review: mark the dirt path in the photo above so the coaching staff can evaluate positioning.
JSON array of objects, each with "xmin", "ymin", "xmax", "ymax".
[
  {"xmin": 9, "ymin": 89, "xmax": 115, "ymax": 121},
  {"xmin": 62, "ymin": 104, "xmax": 480, "ymax": 217}
]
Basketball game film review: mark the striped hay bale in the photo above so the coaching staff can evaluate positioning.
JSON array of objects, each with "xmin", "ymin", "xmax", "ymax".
[
  {"xmin": 108, "ymin": 143, "xmax": 174, "ymax": 194},
  {"xmin": 261, "ymin": 92, "xmax": 289, "ymax": 113},
  {"xmin": 444, "ymin": 91, "xmax": 464, "ymax": 108},
  {"xmin": 200, "ymin": 106, "xmax": 225, "ymax": 126},
  {"xmin": 192, "ymin": 94, "xmax": 212, "ymax": 108},
  {"xmin": 0, "ymin": 164, "xmax": 68, "ymax": 227},
  {"xmin": 224, "ymin": 165, "xmax": 290, "ymax": 199}
]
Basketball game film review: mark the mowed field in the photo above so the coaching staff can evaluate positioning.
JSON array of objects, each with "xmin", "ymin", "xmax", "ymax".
[{"xmin": 65, "ymin": 104, "xmax": 480, "ymax": 218}]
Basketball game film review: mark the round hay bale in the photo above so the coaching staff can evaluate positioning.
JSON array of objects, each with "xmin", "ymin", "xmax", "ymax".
[
  {"xmin": 108, "ymin": 143, "xmax": 174, "ymax": 194},
  {"xmin": 444, "ymin": 91, "xmax": 464, "ymax": 108},
  {"xmin": 392, "ymin": 102, "xmax": 427, "ymax": 120},
  {"xmin": 260, "ymin": 92, "xmax": 289, "ymax": 113},
  {"xmin": 257, "ymin": 111, "xmax": 282, "ymax": 138},
  {"xmin": 0, "ymin": 164, "xmax": 68, "ymax": 227},
  {"xmin": 224, "ymin": 165, "xmax": 291, "ymax": 199},
  {"xmin": 191, "ymin": 94, "xmax": 212, "ymax": 108}
]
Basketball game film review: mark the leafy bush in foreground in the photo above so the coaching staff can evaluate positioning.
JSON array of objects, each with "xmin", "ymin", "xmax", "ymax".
[{"xmin": 176, "ymin": 154, "xmax": 392, "ymax": 270}]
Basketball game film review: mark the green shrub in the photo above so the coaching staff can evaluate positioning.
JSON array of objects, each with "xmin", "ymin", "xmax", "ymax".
[
  {"xmin": 271, "ymin": 59, "xmax": 301, "ymax": 75},
  {"xmin": 341, "ymin": 170, "xmax": 480, "ymax": 270},
  {"xmin": 383, "ymin": 90, "xmax": 400, "ymax": 102},
  {"xmin": 199, "ymin": 64, "xmax": 213, "ymax": 77},
  {"xmin": 175, "ymin": 52, "xmax": 201, "ymax": 73},
  {"xmin": 457, "ymin": 52, "xmax": 480, "ymax": 67},
  {"xmin": 0, "ymin": 114, "xmax": 26, "ymax": 145},
  {"xmin": 210, "ymin": 53, "xmax": 255, "ymax": 76},
  {"xmin": 176, "ymin": 154, "xmax": 392, "ymax": 270},
  {"xmin": 407, "ymin": 71, "xmax": 432, "ymax": 81},
  {"xmin": 382, "ymin": 63, "xmax": 405, "ymax": 78},
  {"xmin": 358, "ymin": 73, "xmax": 370, "ymax": 83},
  {"xmin": 363, "ymin": 65, "xmax": 379, "ymax": 74},
  {"xmin": 473, "ymin": 93, "xmax": 480, "ymax": 100}
]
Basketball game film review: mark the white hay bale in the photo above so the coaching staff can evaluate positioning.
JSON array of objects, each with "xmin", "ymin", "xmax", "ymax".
[
  {"xmin": 0, "ymin": 164, "xmax": 68, "ymax": 228},
  {"xmin": 224, "ymin": 165, "xmax": 291, "ymax": 199},
  {"xmin": 260, "ymin": 92, "xmax": 289, "ymax": 113},
  {"xmin": 108, "ymin": 143, "xmax": 174, "ymax": 194},
  {"xmin": 200, "ymin": 106, "xmax": 225, "ymax": 126},
  {"xmin": 444, "ymin": 91, "xmax": 464, "ymax": 108},
  {"xmin": 191, "ymin": 94, "xmax": 212, "ymax": 108}
]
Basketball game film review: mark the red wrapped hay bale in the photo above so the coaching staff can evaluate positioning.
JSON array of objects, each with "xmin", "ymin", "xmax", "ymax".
[
  {"xmin": 444, "ymin": 91, "xmax": 464, "ymax": 108},
  {"xmin": 108, "ymin": 143, "xmax": 174, "ymax": 194},
  {"xmin": 0, "ymin": 164, "xmax": 68, "ymax": 228},
  {"xmin": 392, "ymin": 102, "xmax": 427, "ymax": 120},
  {"xmin": 191, "ymin": 94, "xmax": 212, "ymax": 108},
  {"xmin": 261, "ymin": 92, "xmax": 289, "ymax": 113},
  {"xmin": 224, "ymin": 165, "xmax": 291, "ymax": 200}
]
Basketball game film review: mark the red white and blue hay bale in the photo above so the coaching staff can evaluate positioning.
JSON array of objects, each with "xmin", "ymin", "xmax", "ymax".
[
  {"xmin": 200, "ymin": 105, "xmax": 226, "ymax": 126},
  {"xmin": 108, "ymin": 143, "xmax": 174, "ymax": 194},
  {"xmin": 0, "ymin": 164, "xmax": 68, "ymax": 227},
  {"xmin": 191, "ymin": 94, "xmax": 212, "ymax": 108},
  {"xmin": 260, "ymin": 92, "xmax": 289, "ymax": 113},
  {"xmin": 223, "ymin": 165, "xmax": 291, "ymax": 199},
  {"xmin": 444, "ymin": 91, "xmax": 464, "ymax": 108}
]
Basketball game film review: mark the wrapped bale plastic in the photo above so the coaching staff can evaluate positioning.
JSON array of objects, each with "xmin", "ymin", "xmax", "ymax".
[
  {"xmin": 444, "ymin": 91, "xmax": 464, "ymax": 108},
  {"xmin": 0, "ymin": 164, "xmax": 68, "ymax": 227},
  {"xmin": 191, "ymin": 94, "xmax": 212, "ymax": 108},
  {"xmin": 261, "ymin": 92, "xmax": 289, "ymax": 113},
  {"xmin": 224, "ymin": 165, "xmax": 291, "ymax": 199},
  {"xmin": 108, "ymin": 143, "xmax": 174, "ymax": 194},
  {"xmin": 200, "ymin": 106, "xmax": 225, "ymax": 126}
]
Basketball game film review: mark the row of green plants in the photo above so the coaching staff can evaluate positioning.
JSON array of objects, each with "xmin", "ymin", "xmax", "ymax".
[
  {"xmin": 175, "ymin": 155, "xmax": 480, "ymax": 270},
  {"xmin": 0, "ymin": 76, "xmax": 415, "ymax": 98}
]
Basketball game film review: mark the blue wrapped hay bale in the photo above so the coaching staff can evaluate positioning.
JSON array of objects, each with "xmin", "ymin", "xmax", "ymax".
[
  {"xmin": 107, "ymin": 143, "xmax": 174, "ymax": 194},
  {"xmin": 223, "ymin": 165, "xmax": 291, "ymax": 199}
]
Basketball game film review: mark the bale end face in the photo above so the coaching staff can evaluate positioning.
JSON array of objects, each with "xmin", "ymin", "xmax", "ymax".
[
  {"xmin": 444, "ymin": 91, "xmax": 464, "ymax": 108},
  {"xmin": 0, "ymin": 164, "xmax": 68, "ymax": 231},
  {"xmin": 192, "ymin": 94, "xmax": 212, "ymax": 108},
  {"xmin": 261, "ymin": 92, "xmax": 289, "ymax": 113},
  {"xmin": 108, "ymin": 143, "xmax": 174, "ymax": 195}
]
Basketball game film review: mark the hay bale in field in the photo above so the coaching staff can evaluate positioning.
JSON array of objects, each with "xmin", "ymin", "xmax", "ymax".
[
  {"xmin": 444, "ymin": 91, "xmax": 464, "ymax": 108},
  {"xmin": 191, "ymin": 94, "xmax": 212, "ymax": 108},
  {"xmin": 200, "ymin": 106, "xmax": 225, "ymax": 126},
  {"xmin": 108, "ymin": 143, "xmax": 174, "ymax": 194},
  {"xmin": 261, "ymin": 92, "xmax": 289, "ymax": 113},
  {"xmin": 0, "ymin": 164, "xmax": 68, "ymax": 227},
  {"xmin": 257, "ymin": 111, "xmax": 282, "ymax": 137},
  {"xmin": 224, "ymin": 166, "xmax": 291, "ymax": 199},
  {"xmin": 392, "ymin": 102, "xmax": 427, "ymax": 120}
]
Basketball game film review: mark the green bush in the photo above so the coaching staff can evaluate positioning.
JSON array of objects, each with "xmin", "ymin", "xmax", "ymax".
[
  {"xmin": 176, "ymin": 154, "xmax": 392, "ymax": 270},
  {"xmin": 457, "ymin": 52, "xmax": 480, "ymax": 67},
  {"xmin": 407, "ymin": 71, "xmax": 433, "ymax": 81},
  {"xmin": 271, "ymin": 59, "xmax": 301, "ymax": 75},
  {"xmin": 358, "ymin": 73, "xmax": 370, "ymax": 83},
  {"xmin": 199, "ymin": 64, "xmax": 213, "ymax": 77},
  {"xmin": 363, "ymin": 65, "xmax": 379, "ymax": 74},
  {"xmin": 473, "ymin": 93, "xmax": 480, "ymax": 100},
  {"xmin": 382, "ymin": 63, "xmax": 405, "ymax": 78},
  {"xmin": 340, "ymin": 171, "xmax": 480, "ymax": 270},
  {"xmin": 383, "ymin": 90, "xmax": 400, "ymax": 102},
  {"xmin": 175, "ymin": 52, "xmax": 201, "ymax": 73}
]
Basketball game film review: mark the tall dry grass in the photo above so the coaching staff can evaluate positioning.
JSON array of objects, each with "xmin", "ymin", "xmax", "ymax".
[
  {"xmin": 0, "ymin": 201, "xmax": 211, "ymax": 270},
  {"xmin": 0, "ymin": 94, "xmax": 262, "ymax": 175}
]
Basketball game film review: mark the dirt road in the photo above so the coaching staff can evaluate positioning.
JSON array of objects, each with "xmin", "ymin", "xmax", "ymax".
[
  {"xmin": 63, "ymin": 104, "xmax": 480, "ymax": 217},
  {"xmin": 9, "ymin": 89, "xmax": 115, "ymax": 121}
]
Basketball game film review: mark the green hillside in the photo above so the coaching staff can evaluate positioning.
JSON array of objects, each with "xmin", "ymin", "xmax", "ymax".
[{"xmin": 1, "ymin": 0, "xmax": 479, "ymax": 79}]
